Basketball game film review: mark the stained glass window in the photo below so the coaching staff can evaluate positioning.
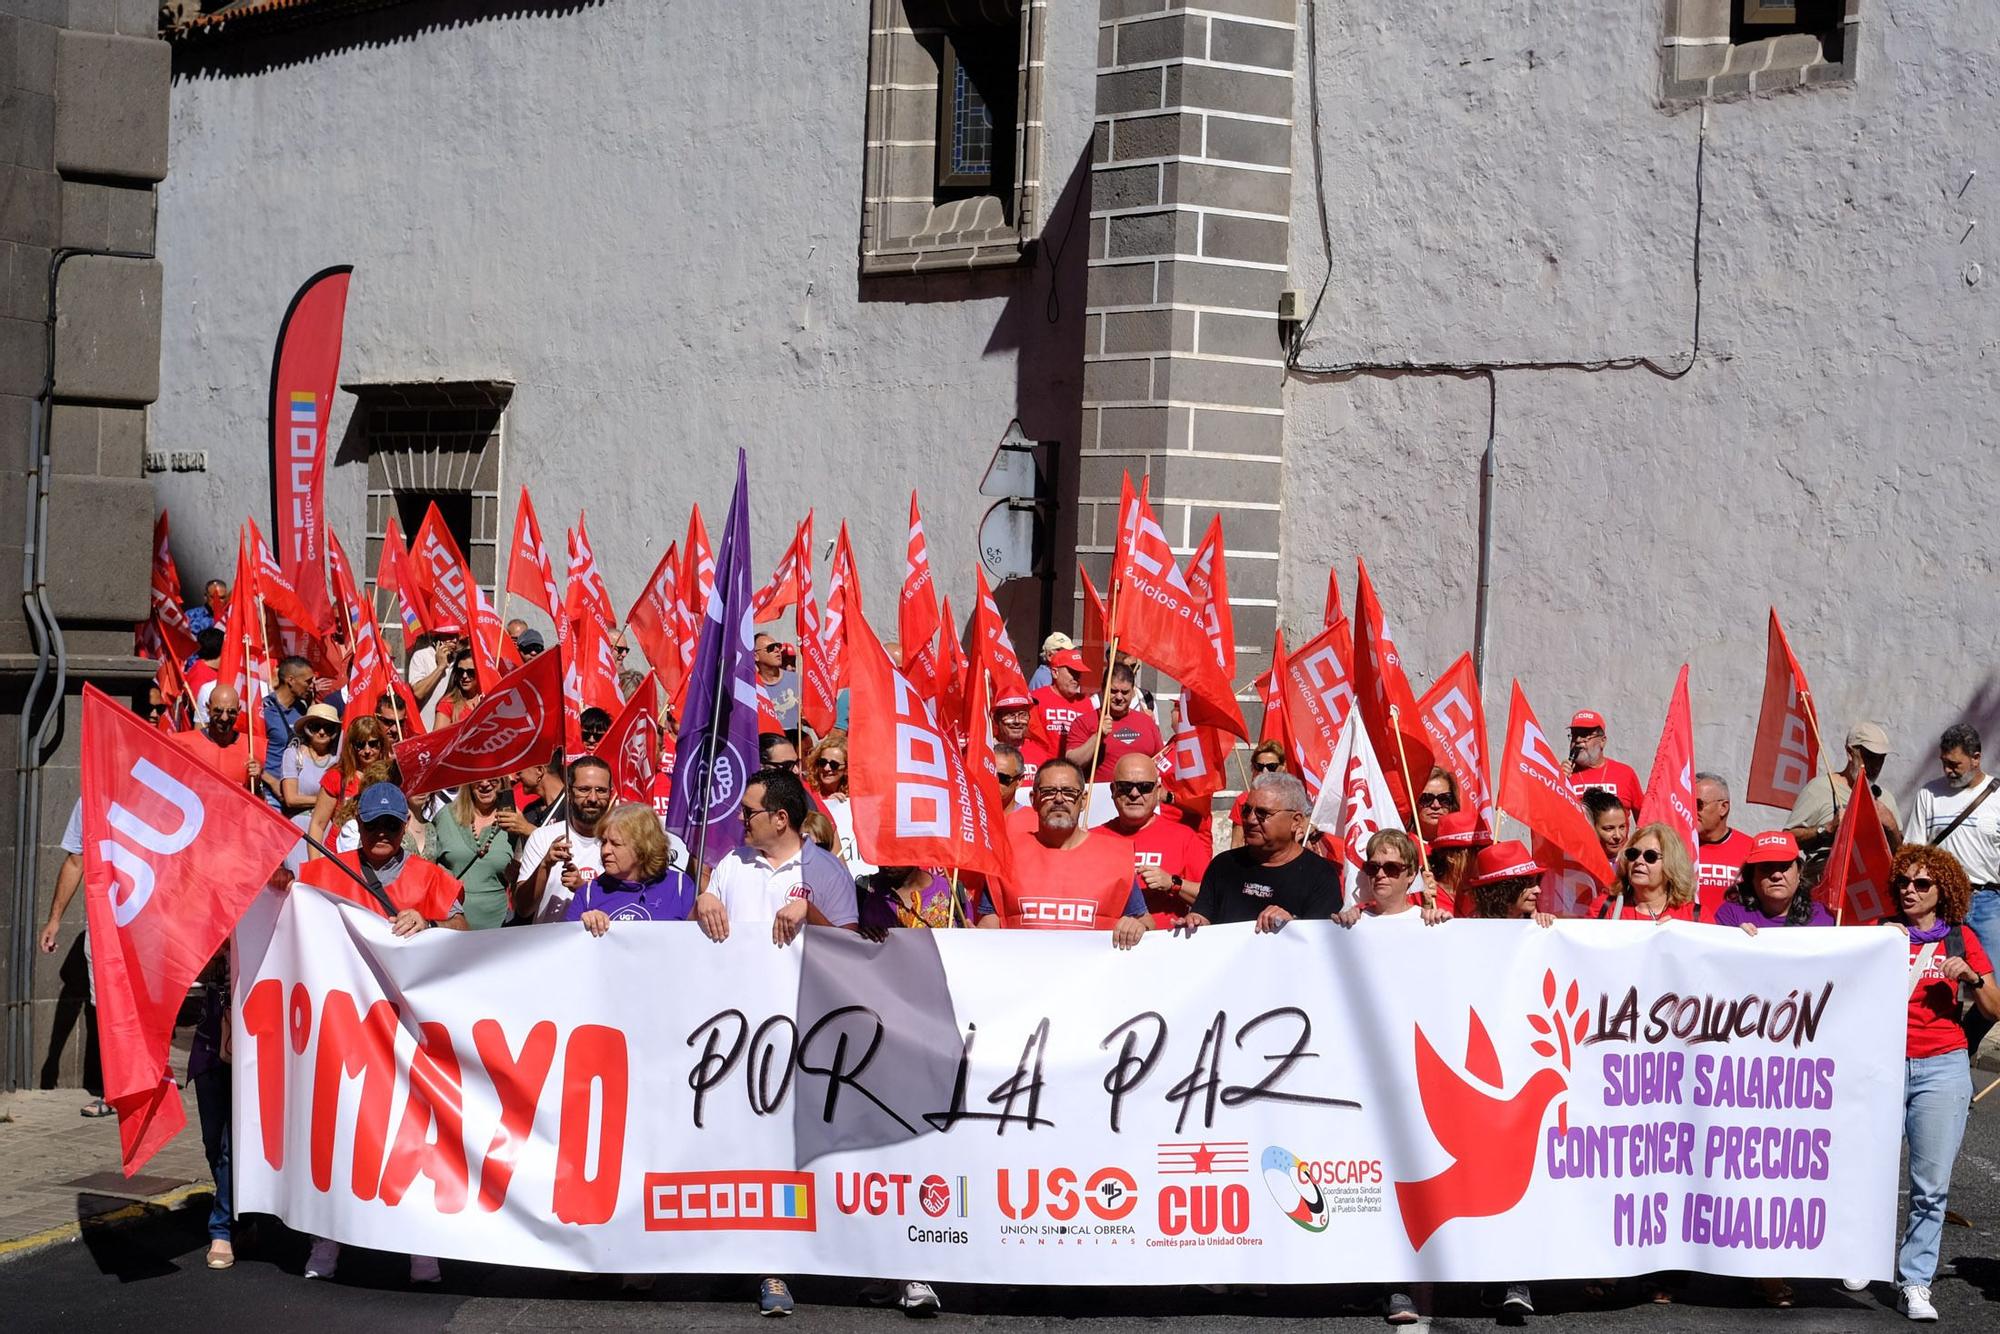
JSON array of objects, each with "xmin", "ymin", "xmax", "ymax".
[{"xmin": 949, "ymin": 57, "xmax": 994, "ymax": 182}]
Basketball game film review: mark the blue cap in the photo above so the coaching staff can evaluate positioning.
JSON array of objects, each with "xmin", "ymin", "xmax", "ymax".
[{"xmin": 357, "ymin": 782, "xmax": 410, "ymax": 825}]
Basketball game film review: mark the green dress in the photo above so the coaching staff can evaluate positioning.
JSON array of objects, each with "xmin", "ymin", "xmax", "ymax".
[{"xmin": 424, "ymin": 808, "xmax": 518, "ymax": 929}]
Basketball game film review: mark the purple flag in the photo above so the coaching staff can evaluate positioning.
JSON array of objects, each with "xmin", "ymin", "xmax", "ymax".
[{"xmin": 666, "ymin": 450, "xmax": 760, "ymax": 864}]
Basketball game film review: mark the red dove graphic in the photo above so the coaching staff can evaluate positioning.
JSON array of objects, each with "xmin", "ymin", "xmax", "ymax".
[{"xmin": 1394, "ymin": 1008, "xmax": 1567, "ymax": 1251}]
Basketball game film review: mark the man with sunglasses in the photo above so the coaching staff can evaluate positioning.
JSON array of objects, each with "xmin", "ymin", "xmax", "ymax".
[
  {"xmin": 1562, "ymin": 708, "xmax": 1643, "ymax": 815},
  {"xmin": 169, "ymin": 684, "xmax": 260, "ymax": 789},
  {"xmin": 1098, "ymin": 752, "xmax": 1210, "ymax": 926},
  {"xmin": 992, "ymin": 743, "xmax": 1037, "ymax": 833},
  {"xmin": 991, "ymin": 691, "xmax": 1038, "ymax": 786},
  {"xmin": 695, "ymin": 767, "xmax": 857, "ymax": 946},
  {"xmin": 1229, "ymin": 741, "xmax": 1290, "ymax": 848},
  {"xmin": 1185, "ymin": 772, "xmax": 1342, "ymax": 933},
  {"xmin": 980, "ymin": 759, "xmax": 1149, "ymax": 945},
  {"xmin": 753, "ymin": 632, "xmax": 801, "ymax": 733}
]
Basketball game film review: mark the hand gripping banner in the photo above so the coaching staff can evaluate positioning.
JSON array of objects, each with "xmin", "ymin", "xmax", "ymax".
[{"xmin": 233, "ymin": 890, "xmax": 1905, "ymax": 1285}]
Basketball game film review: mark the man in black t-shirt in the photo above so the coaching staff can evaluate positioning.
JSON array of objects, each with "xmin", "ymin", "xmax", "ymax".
[{"xmin": 1187, "ymin": 772, "xmax": 1343, "ymax": 931}]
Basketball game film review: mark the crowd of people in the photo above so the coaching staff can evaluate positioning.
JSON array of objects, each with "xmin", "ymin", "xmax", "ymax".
[{"xmin": 47, "ymin": 600, "xmax": 2000, "ymax": 1324}]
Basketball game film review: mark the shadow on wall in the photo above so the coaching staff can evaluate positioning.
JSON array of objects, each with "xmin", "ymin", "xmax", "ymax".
[
  {"xmin": 855, "ymin": 144, "xmax": 1091, "ymax": 650},
  {"xmin": 170, "ymin": 0, "xmax": 608, "ymax": 80},
  {"xmin": 36, "ymin": 938, "xmax": 99, "ymax": 1093}
]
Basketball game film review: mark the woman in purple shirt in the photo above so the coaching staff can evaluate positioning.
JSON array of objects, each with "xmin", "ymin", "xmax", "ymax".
[
  {"xmin": 567, "ymin": 803, "xmax": 696, "ymax": 934},
  {"xmin": 1714, "ymin": 831, "xmax": 1834, "ymax": 933}
]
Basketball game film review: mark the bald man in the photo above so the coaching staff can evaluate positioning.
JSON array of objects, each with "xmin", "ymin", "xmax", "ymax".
[
  {"xmin": 170, "ymin": 683, "xmax": 259, "ymax": 789},
  {"xmin": 1098, "ymin": 751, "xmax": 1212, "ymax": 926}
]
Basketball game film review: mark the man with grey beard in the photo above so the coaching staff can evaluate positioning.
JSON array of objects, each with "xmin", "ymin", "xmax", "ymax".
[
  {"xmin": 978, "ymin": 757, "xmax": 1149, "ymax": 946},
  {"xmin": 1908, "ymin": 722, "xmax": 2000, "ymax": 957}
]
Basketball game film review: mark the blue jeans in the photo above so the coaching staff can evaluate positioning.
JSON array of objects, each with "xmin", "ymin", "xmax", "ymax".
[
  {"xmin": 1899, "ymin": 1052, "xmax": 1972, "ymax": 1286},
  {"xmin": 1966, "ymin": 887, "xmax": 2000, "ymax": 965},
  {"xmin": 193, "ymin": 1067, "xmax": 233, "ymax": 1243}
]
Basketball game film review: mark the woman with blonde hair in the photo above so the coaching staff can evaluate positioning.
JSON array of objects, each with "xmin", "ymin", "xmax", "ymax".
[
  {"xmin": 1595, "ymin": 821, "xmax": 1698, "ymax": 921},
  {"xmin": 807, "ymin": 728, "xmax": 873, "ymax": 876},
  {"xmin": 306, "ymin": 715, "xmax": 392, "ymax": 851},
  {"xmin": 566, "ymin": 803, "xmax": 696, "ymax": 934},
  {"xmin": 426, "ymin": 777, "xmax": 531, "ymax": 929}
]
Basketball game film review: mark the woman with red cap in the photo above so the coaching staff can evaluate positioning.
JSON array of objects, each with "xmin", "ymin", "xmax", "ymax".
[
  {"xmin": 1428, "ymin": 810, "xmax": 1491, "ymax": 916},
  {"xmin": 1465, "ymin": 840, "xmax": 1555, "ymax": 928},
  {"xmin": 1714, "ymin": 832, "xmax": 1832, "ymax": 932}
]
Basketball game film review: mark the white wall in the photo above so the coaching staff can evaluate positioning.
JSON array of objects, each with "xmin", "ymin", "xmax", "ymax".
[
  {"xmin": 153, "ymin": 1, "xmax": 1095, "ymax": 641},
  {"xmin": 1281, "ymin": 2, "xmax": 2000, "ymax": 817}
]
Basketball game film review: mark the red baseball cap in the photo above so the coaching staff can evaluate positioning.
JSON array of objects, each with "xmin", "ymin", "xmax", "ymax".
[
  {"xmin": 1431, "ymin": 809, "xmax": 1493, "ymax": 850},
  {"xmin": 991, "ymin": 689, "xmax": 1033, "ymax": 712},
  {"xmin": 1570, "ymin": 709, "xmax": 1606, "ymax": 731},
  {"xmin": 1746, "ymin": 830, "xmax": 1800, "ymax": 864},
  {"xmin": 1048, "ymin": 648, "xmax": 1086, "ymax": 671},
  {"xmin": 1468, "ymin": 840, "xmax": 1544, "ymax": 887}
]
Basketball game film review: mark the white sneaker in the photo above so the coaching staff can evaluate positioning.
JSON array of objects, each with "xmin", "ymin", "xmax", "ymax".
[
  {"xmin": 1842, "ymin": 1278, "xmax": 1871, "ymax": 1292},
  {"xmin": 303, "ymin": 1238, "xmax": 340, "ymax": 1280},
  {"xmin": 898, "ymin": 1280, "xmax": 941, "ymax": 1315},
  {"xmin": 1900, "ymin": 1284, "xmax": 1938, "ymax": 1321},
  {"xmin": 408, "ymin": 1254, "xmax": 441, "ymax": 1284}
]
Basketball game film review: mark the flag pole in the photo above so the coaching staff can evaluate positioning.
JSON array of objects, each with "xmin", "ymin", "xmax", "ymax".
[
  {"xmin": 1975, "ymin": 1073, "xmax": 2000, "ymax": 1104},
  {"xmin": 294, "ymin": 827, "xmax": 396, "ymax": 917},
  {"xmin": 1083, "ymin": 634, "xmax": 1120, "ymax": 783},
  {"xmin": 1387, "ymin": 705, "xmax": 1436, "ymax": 910},
  {"xmin": 689, "ymin": 602, "xmax": 735, "ymax": 873},
  {"xmin": 948, "ymin": 868, "xmax": 964, "ymax": 928},
  {"xmin": 1798, "ymin": 689, "xmax": 1851, "ymax": 925}
]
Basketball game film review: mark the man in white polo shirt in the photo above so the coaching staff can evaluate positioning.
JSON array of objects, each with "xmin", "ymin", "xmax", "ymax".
[{"xmin": 1908, "ymin": 722, "xmax": 2000, "ymax": 958}]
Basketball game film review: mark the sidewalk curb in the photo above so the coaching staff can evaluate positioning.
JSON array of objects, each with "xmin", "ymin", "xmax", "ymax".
[{"xmin": 0, "ymin": 1183, "xmax": 208, "ymax": 1267}]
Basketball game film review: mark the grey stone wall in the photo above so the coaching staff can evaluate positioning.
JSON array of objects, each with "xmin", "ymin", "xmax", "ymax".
[
  {"xmin": 1281, "ymin": 0, "xmax": 1998, "ymax": 820},
  {"xmin": 1, "ymin": 0, "xmax": 170, "ymax": 1089}
]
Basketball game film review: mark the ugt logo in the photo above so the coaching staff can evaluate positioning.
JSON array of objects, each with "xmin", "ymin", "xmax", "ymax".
[{"xmin": 1394, "ymin": 970, "xmax": 1582, "ymax": 1250}]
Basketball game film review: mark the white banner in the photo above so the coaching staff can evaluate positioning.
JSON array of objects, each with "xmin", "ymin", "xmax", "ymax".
[{"xmin": 232, "ymin": 888, "xmax": 1907, "ymax": 1283}]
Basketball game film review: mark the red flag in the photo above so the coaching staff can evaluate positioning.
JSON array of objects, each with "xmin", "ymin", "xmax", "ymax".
[
  {"xmin": 600, "ymin": 671, "xmax": 662, "ymax": 801},
  {"xmin": 681, "ymin": 505, "xmax": 716, "ymax": 622},
  {"xmin": 563, "ymin": 514, "xmax": 616, "ymax": 630},
  {"xmin": 144, "ymin": 512, "xmax": 198, "ymax": 667},
  {"xmin": 752, "ymin": 514, "xmax": 812, "ymax": 625},
  {"xmin": 807, "ymin": 523, "xmax": 859, "ymax": 724},
  {"xmin": 563, "ymin": 611, "xmax": 624, "ymax": 756},
  {"xmin": 408, "ymin": 503, "xmax": 473, "ymax": 632},
  {"xmin": 374, "ymin": 513, "xmax": 425, "ymax": 638},
  {"xmin": 1185, "ymin": 517, "xmax": 1236, "ymax": 680},
  {"xmin": 1109, "ymin": 476, "xmax": 1247, "ymax": 736},
  {"xmin": 1638, "ymin": 664, "xmax": 1698, "ymax": 858},
  {"xmin": 899, "ymin": 493, "xmax": 942, "ymax": 697},
  {"xmin": 329, "ymin": 532, "xmax": 386, "ymax": 703},
  {"xmin": 461, "ymin": 558, "xmax": 503, "ymax": 695},
  {"xmin": 1078, "ymin": 562, "xmax": 1110, "ymax": 697},
  {"xmin": 214, "ymin": 524, "xmax": 275, "ymax": 743},
  {"xmin": 151, "ymin": 648, "xmax": 195, "ymax": 732},
  {"xmin": 626, "ymin": 542, "xmax": 685, "ymax": 702},
  {"xmin": 1174, "ymin": 515, "xmax": 1237, "ymax": 791},
  {"xmin": 1279, "ymin": 621, "xmax": 1356, "ymax": 802},
  {"xmin": 1323, "ymin": 566, "xmax": 1343, "ymax": 629},
  {"xmin": 1253, "ymin": 629, "xmax": 1293, "ymax": 759},
  {"xmin": 1414, "ymin": 652, "xmax": 1493, "ymax": 828},
  {"xmin": 506, "ymin": 487, "xmax": 564, "ymax": 620},
  {"xmin": 80, "ymin": 685, "xmax": 301, "ymax": 1173},
  {"xmin": 394, "ymin": 650, "xmax": 565, "ymax": 793},
  {"xmin": 268, "ymin": 266, "xmax": 350, "ymax": 634},
  {"xmin": 1496, "ymin": 681, "xmax": 1614, "ymax": 889},
  {"xmin": 934, "ymin": 596, "xmax": 971, "ymax": 747},
  {"xmin": 970, "ymin": 565, "xmax": 1030, "ymax": 706},
  {"xmin": 1823, "ymin": 775, "xmax": 1896, "ymax": 924},
  {"xmin": 1163, "ymin": 700, "xmax": 1228, "ymax": 809},
  {"xmin": 795, "ymin": 530, "xmax": 834, "ymax": 736},
  {"xmin": 1351, "ymin": 559, "xmax": 1435, "ymax": 816},
  {"xmin": 844, "ymin": 604, "xmax": 1012, "ymax": 881},
  {"xmin": 246, "ymin": 520, "xmax": 326, "ymax": 636},
  {"xmin": 1746, "ymin": 608, "xmax": 1820, "ymax": 809}
]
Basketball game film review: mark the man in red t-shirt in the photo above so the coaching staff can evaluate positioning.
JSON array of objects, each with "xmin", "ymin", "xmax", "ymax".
[
  {"xmin": 1028, "ymin": 650, "xmax": 1099, "ymax": 767},
  {"xmin": 296, "ymin": 783, "xmax": 467, "ymax": 933},
  {"xmin": 168, "ymin": 684, "xmax": 258, "ymax": 789},
  {"xmin": 1564, "ymin": 708, "xmax": 1644, "ymax": 813},
  {"xmin": 1089, "ymin": 663, "xmax": 1163, "ymax": 777},
  {"xmin": 1097, "ymin": 753, "xmax": 1212, "ymax": 925},
  {"xmin": 1693, "ymin": 771, "xmax": 1755, "ymax": 920},
  {"xmin": 980, "ymin": 758, "xmax": 1147, "ymax": 945}
]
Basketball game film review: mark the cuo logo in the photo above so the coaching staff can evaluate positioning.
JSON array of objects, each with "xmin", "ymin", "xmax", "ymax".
[
  {"xmin": 99, "ymin": 759, "xmax": 204, "ymax": 926},
  {"xmin": 1394, "ymin": 969, "xmax": 1581, "ymax": 1250}
]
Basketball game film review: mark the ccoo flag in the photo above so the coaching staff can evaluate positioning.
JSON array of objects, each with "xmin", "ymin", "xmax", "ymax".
[
  {"xmin": 665, "ymin": 451, "xmax": 761, "ymax": 864},
  {"xmin": 268, "ymin": 266, "xmax": 352, "ymax": 633}
]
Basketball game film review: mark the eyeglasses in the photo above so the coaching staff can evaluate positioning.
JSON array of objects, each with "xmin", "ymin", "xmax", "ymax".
[
  {"xmin": 1416, "ymin": 792, "xmax": 1454, "ymax": 808},
  {"xmin": 1242, "ymin": 805, "xmax": 1294, "ymax": 823},
  {"xmin": 1891, "ymin": 874, "xmax": 1937, "ymax": 891},
  {"xmin": 1363, "ymin": 860, "xmax": 1410, "ymax": 878},
  {"xmin": 1110, "ymin": 780, "xmax": 1158, "ymax": 798},
  {"xmin": 738, "ymin": 804, "xmax": 773, "ymax": 822},
  {"xmin": 1622, "ymin": 847, "xmax": 1662, "ymax": 865},
  {"xmin": 815, "ymin": 758, "xmax": 846, "ymax": 772},
  {"xmin": 995, "ymin": 770, "xmax": 1024, "ymax": 784},
  {"xmin": 1034, "ymin": 786, "xmax": 1084, "ymax": 804},
  {"xmin": 1253, "ymin": 761, "xmax": 1282, "ymax": 773}
]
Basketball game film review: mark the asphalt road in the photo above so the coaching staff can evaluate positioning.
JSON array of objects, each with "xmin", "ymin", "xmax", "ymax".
[{"xmin": 4, "ymin": 1111, "xmax": 1997, "ymax": 1334}]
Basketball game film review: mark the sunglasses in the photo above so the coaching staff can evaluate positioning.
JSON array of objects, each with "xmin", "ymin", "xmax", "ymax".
[
  {"xmin": 353, "ymin": 739, "xmax": 384, "ymax": 751},
  {"xmin": 1034, "ymin": 786, "xmax": 1084, "ymax": 804},
  {"xmin": 209, "ymin": 709, "xmax": 241, "ymax": 721},
  {"xmin": 1110, "ymin": 780, "xmax": 1157, "ymax": 798},
  {"xmin": 1253, "ymin": 761, "xmax": 1283, "ymax": 773},
  {"xmin": 1416, "ymin": 792, "xmax": 1454, "ymax": 808},
  {"xmin": 769, "ymin": 758, "xmax": 800, "ymax": 772},
  {"xmin": 1363, "ymin": 860, "xmax": 1410, "ymax": 877},
  {"xmin": 1891, "ymin": 874, "xmax": 1937, "ymax": 891},
  {"xmin": 361, "ymin": 817, "xmax": 404, "ymax": 834},
  {"xmin": 995, "ymin": 770, "xmax": 1024, "ymax": 784},
  {"xmin": 614, "ymin": 646, "xmax": 629, "ymax": 658},
  {"xmin": 1242, "ymin": 805, "xmax": 1293, "ymax": 823},
  {"xmin": 738, "ymin": 804, "xmax": 773, "ymax": 822},
  {"xmin": 815, "ymin": 758, "xmax": 846, "ymax": 772},
  {"xmin": 1622, "ymin": 847, "xmax": 1662, "ymax": 865},
  {"xmin": 302, "ymin": 723, "xmax": 337, "ymax": 736}
]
